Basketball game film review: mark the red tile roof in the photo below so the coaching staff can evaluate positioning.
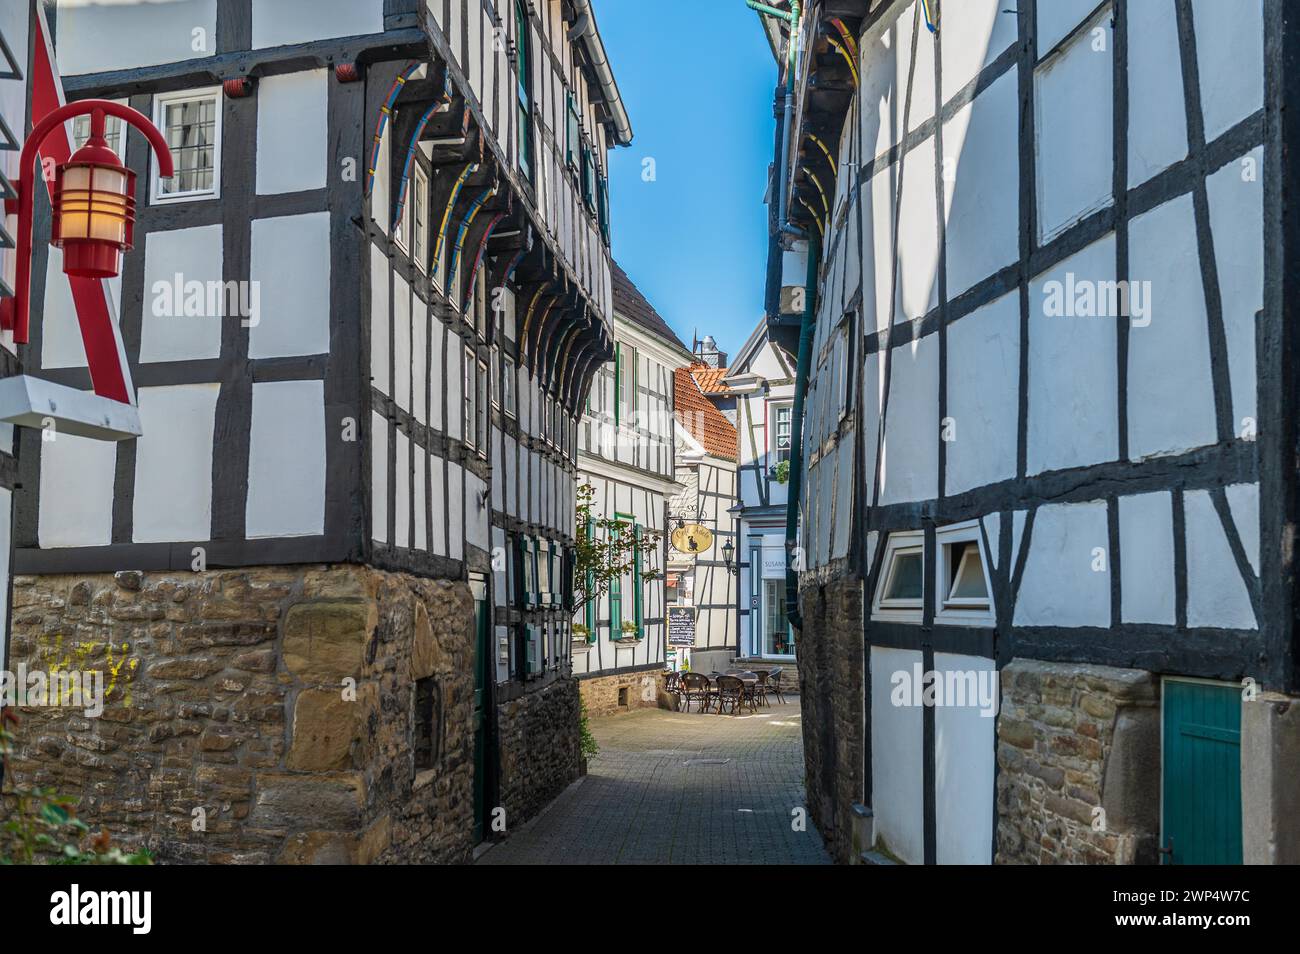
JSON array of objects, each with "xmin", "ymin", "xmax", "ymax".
[
  {"xmin": 690, "ymin": 365, "xmax": 731, "ymax": 395},
  {"xmin": 675, "ymin": 365, "xmax": 737, "ymax": 461}
]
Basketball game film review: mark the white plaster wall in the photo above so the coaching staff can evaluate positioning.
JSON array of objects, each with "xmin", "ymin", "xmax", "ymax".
[
  {"xmin": 41, "ymin": 249, "xmax": 122, "ymax": 369},
  {"xmin": 132, "ymin": 384, "xmax": 218, "ymax": 543},
  {"xmin": 934, "ymin": 652, "xmax": 996, "ymax": 865},
  {"xmin": 251, "ymin": 0, "xmax": 384, "ymax": 49},
  {"xmin": 1207, "ymin": 146, "xmax": 1264, "ymax": 432},
  {"xmin": 941, "ymin": 0, "xmax": 1018, "ymax": 103},
  {"xmin": 1127, "ymin": 0, "xmax": 1187, "ymax": 188},
  {"xmin": 1226, "ymin": 482, "xmax": 1260, "ymax": 575},
  {"xmin": 371, "ymin": 412, "xmax": 387, "ymax": 544},
  {"xmin": 1192, "ymin": 0, "xmax": 1263, "ymax": 141},
  {"xmin": 413, "ymin": 303, "xmax": 427, "ymax": 425},
  {"xmin": 256, "ymin": 70, "xmax": 328, "ymax": 195},
  {"xmin": 38, "ymin": 433, "xmax": 116, "ymax": 548},
  {"xmin": 860, "ymin": 17, "xmax": 900, "ymax": 161},
  {"xmin": 447, "ymin": 341, "xmax": 462, "ymax": 440},
  {"xmin": 140, "ymin": 224, "xmax": 224, "ymax": 363},
  {"xmin": 1035, "ymin": 16, "xmax": 1113, "ymax": 241},
  {"xmin": 1036, "ymin": 0, "xmax": 1100, "ymax": 56},
  {"xmin": 448, "ymin": 462, "xmax": 464, "ymax": 561},
  {"xmin": 871, "ymin": 646, "xmax": 925, "ymax": 866},
  {"xmin": 942, "ymin": 67, "xmax": 1019, "ymax": 299},
  {"xmin": 393, "ymin": 273, "xmax": 411, "ymax": 412},
  {"xmin": 945, "ymin": 291, "xmax": 1019, "ymax": 495},
  {"xmin": 394, "ymin": 430, "xmax": 410, "ymax": 549},
  {"xmin": 1127, "ymin": 194, "xmax": 1217, "ymax": 460},
  {"xmin": 246, "ymin": 379, "xmax": 325, "ymax": 537},
  {"xmin": 1027, "ymin": 236, "xmax": 1118, "ymax": 475},
  {"xmin": 55, "ymin": 0, "xmax": 217, "ymax": 74},
  {"xmin": 896, "ymin": 2, "xmax": 936, "ymax": 133},
  {"xmin": 1118, "ymin": 491, "xmax": 1176, "ymax": 625},
  {"xmin": 1013, "ymin": 500, "xmax": 1110, "ymax": 627},
  {"xmin": 431, "ymin": 454, "xmax": 447, "ymax": 556},
  {"xmin": 880, "ymin": 334, "xmax": 939, "ymax": 505},
  {"xmin": 430, "ymin": 318, "xmax": 445, "ymax": 430},
  {"xmin": 1185, "ymin": 489, "xmax": 1256, "ymax": 629},
  {"xmin": 370, "ymin": 245, "xmax": 389, "ymax": 396},
  {"xmin": 897, "ymin": 135, "xmax": 940, "ymax": 321},
  {"xmin": 414, "ymin": 451, "xmax": 427, "ymax": 551},
  {"xmin": 248, "ymin": 212, "xmax": 331, "ymax": 358}
]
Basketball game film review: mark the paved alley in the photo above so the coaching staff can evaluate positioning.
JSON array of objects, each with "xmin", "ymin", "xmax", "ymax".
[{"xmin": 477, "ymin": 702, "xmax": 831, "ymax": 865}]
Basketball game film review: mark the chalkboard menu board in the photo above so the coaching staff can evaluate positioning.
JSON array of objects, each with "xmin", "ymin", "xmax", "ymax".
[{"xmin": 667, "ymin": 606, "xmax": 696, "ymax": 647}]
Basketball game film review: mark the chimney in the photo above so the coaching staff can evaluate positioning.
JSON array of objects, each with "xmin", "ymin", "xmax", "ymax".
[{"xmin": 694, "ymin": 335, "xmax": 726, "ymax": 369}]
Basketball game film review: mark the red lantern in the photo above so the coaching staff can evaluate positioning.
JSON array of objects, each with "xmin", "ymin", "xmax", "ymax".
[{"xmin": 50, "ymin": 114, "xmax": 136, "ymax": 279}]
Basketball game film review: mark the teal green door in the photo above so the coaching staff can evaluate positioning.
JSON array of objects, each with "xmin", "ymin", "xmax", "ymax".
[
  {"xmin": 1162, "ymin": 681, "xmax": 1242, "ymax": 865},
  {"xmin": 471, "ymin": 582, "xmax": 491, "ymax": 844}
]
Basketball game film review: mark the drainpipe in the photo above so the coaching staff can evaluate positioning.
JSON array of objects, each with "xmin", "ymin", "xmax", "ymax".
[
  {"xmin": 785, "ymin": 231, "xmax": 820, "ymax": 630},
  {"xmin": 748, "ymin": 0, "xmax": 805, "ymax": 241}
]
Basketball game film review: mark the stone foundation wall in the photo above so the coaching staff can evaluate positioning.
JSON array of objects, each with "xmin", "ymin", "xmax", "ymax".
[
  {"xmin": 996, "ymin": 659, "xmax": 1160, "ymax": 865},
  {"xmin": 578, "ymin": 669, "xmax": 664, "ymax": 718},
  {"xmin": 3, "ymin": 564, "xmax": 479, "ymax": 864},
  {"xmin": 794, "ymin": 576, "xmax": 863, "ymax": 864},
  {"xmin": 496, "ymin": 676, "xmax": 581, "ymax": 829}
]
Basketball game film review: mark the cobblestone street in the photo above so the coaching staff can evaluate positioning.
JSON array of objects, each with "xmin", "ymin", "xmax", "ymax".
[{"xmin": 477, "ymin": 702, "xmax": 831, "ymax": 865}]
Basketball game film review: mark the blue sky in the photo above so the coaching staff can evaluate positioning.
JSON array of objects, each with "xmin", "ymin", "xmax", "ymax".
[{"xmin": 599, "ymin": 1, "xmax": 776, "ymax": 360}]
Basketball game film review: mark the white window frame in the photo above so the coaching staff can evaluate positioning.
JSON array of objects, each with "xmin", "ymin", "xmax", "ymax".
[
  {"xmin": 151, "ymin": 87, "xmax": 222, "ymax": 204},
  {"xmin": 394, "ymin": 180, "xmax": 412, "ymax": 254},
  {"xmin": 770, "ymin": 401, "xmax": 793, "ymax": 466},
  {"xmin": 477, "ymin": 358, "xmax": 489, "ymax": 454},
  {"xmin": 872, "ymin": 530, "xmax": 925, "ymax": 623},
  {"xmin": 412, "ymin": 165, "xmax": 429, "ymax": 271},
  {"xmin": 72, "ymin": 100, "xmax": 128, "ymax": 161},
  {"xmin": 935, "ymin": 520, "xmax": 995, "ymax": 627},
  {"xmin": 502, "ymin": 353, "xmax": 516, "ymax": 418}
]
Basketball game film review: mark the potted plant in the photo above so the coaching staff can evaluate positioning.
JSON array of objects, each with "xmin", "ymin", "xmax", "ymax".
[
  {"xmin": 572, "ymin": 622, "xmax": 591, "ymax": 648},
  {"xmin": 619, "ymin": 620, "xmax": 639, "ymax": 641},
  {"xmin": 769, "ymin": 460, "xmax": 790, "ymax": 484}
]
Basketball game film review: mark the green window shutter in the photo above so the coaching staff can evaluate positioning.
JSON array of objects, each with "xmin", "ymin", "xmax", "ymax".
[
  {"xmin": 566, "ymin": 93, "xmax": 579, "ymax": 170},
  {"xmin": 633, "ymin": 524, "xmax": 643, "ymax": 637},
  {"xmin": 598, "ymin": 177, "xmax": 610, "ymax": 244}
]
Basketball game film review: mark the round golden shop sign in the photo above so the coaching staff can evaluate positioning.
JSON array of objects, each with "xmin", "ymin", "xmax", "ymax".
[{"xmin": 671, "ymin": 524, "xmax": 714, "ymax": 554}]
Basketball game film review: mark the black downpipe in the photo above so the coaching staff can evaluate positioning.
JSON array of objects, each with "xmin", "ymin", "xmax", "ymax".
[{"xmin": 785, "ymin": 232, "xmax": 821, "ymax": 629}]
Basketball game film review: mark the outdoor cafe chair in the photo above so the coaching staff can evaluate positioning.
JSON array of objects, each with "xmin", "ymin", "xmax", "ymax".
[
  {"xmin": 767, "ymin": 668, "xmax": 786, "ymax": 704},
  {"xmin": 681, "ymin": 672, "xmax": 714, "ymax": 713},
  {"xmin": 714, "ymin": 675, "xmax": 747, "ymax": 716}
]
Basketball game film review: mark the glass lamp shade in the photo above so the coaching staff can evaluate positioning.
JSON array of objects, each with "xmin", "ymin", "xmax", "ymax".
[{"xmin": 51, "ymin": 145, "xmax": 137, "ymax": 279}]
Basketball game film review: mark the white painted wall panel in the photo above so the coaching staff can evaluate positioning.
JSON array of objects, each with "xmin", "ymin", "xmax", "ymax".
[
  {"xmin": 38, "ymin": 433, "xmax": 116, "ymax": 547},
  {"xmin": 943, "ymin": 68, "xmax": 1019, "ymax": 299},
  {"xmin": 394, "ymin": 430, "xmax": 410, "ymax": 549},
  {"xmin": 252, "ymin": 0, "xmax": 383, "ymax": 49},
  {"xmin": 1035, "ymin": 19, "xmax": 1113, "ymax": 241},
  {"xmin": 248, "ymin": 212, "xmax": 331, "ymax": 358},
  {"xmin": 1185, "ymin": 489, "xmax": 1256, "ymax": 629},
  {"xmin": 246, "ymin": 380, "xmax": 325, "ymax": 537},
  {"xmin": 1119, "ymin": 491, "xmax": 1176, "ymax": 625},
  {"xmin": 394, "ymin": 274, "xmax": 411, "ymax": 411},
  {"xmin": 1127, "ymin": 0, "xmax": 1187, "ymax": 188},
  {"xmin": 41, "ymin": 249, "xmax": 122, "ymax": 369},
  {"xmin": 55, "ymin": 0, "xmax": 217, "ymax": 74},
  {"xmin": 371, "ymin": 412, "xmax": 387, "ymax": 543},
  {"xmin": 1036, "ymin": 0, "xmax": 1100, "ymax": 56},
  {"xmin": 871, "ymin": 647, "xmax": 925, "ymax": 866},
  {"xmin": 1192, "ymin": 0, "xmax": 1263, "ymax": 141},
  {"xmin": 879, "ymin": 333, "xmax": 939, "ymax": 505},
  {"xmin": 256, "ymin": 70, "xmax": 328, "ymax": 195},
  {"xmin": 897, "ymin": 135, "xmax": 940, "ymax": 321},
  {"xmin": 1027, "ymin": 236, "xmax": 1118, "ymax": 475},
  {"xmin": 1206, "ymin": 147, "xmax": 1264, "ymax": 431},
  {"xmin": 941, "ymin": 0, "xmax": 1018, "ymax": 103},
  {"xmin": 1127, "ymin": 194, "xmax": 1217, "ymax": 459},
  {"xmin": 431, "ymin": 454, "xmax": 446, "ymax": 556},
  {"xmin": 140, "ymin": 224, "xmax": 224, "ymax": 363},
  {"xmin": 448, "ymin": 461, "xmax": 464, "ymax": 561},
  {"xmin": 132, "ymin": 384, "xmax": 218, "ymax": 543},
  {"xmin": 1226, "ymin": 482, "xmax": 1259, "ymax": 576},
  {"xmin": 414, "ymin": 451, "xmax": 427, "ymax": 551},
  {"xmin": 934, "ymin": 652, "xmax": 996, "ymax": 865},
  {"xmin": 945, "ymin": 292, "xmax": 1019, "ymax": 495},
  {"xmin": 370, "ymin": 244, "xmax": 390, "ymax": 395},
  {"xmin": 1013, "ymin": 500, "xmax": 1110, "ymax": 627}
]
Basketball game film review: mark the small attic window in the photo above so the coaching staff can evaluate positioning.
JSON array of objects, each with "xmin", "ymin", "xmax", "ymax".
[
  {"xmin": 936, "ymin": 522, "xmax": 995, "ymax": 626},
  {"xmin": 872, "ymin": 531, "xmax": 924, "ymax": 622}
]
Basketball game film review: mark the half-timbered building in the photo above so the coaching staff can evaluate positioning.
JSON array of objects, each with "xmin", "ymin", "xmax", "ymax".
[
  {"xmin": 7, "ymin": 0, "xmax": 629, "ymax": 864},
  {"xmin": 728, "ymin": 319, "xmax": 798, "ymax": 665},
  {"xmin": 669, "ymin": 362, "xmax": 739, "ymax": 675},
  {"xmin": 759, "ymin": 0, "xmax": 1299, "ymax": 865},
  {"xmin": 572, "ymin": 263, "xmax": 687, "ymax": 714}
]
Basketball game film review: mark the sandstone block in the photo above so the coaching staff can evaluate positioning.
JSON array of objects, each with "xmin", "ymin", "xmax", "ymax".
[{"xmin": 282, "ymin": 601, "xmax": 370, "ymax": 682}]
